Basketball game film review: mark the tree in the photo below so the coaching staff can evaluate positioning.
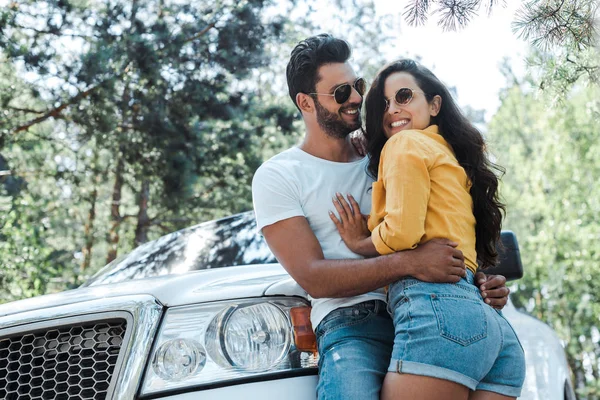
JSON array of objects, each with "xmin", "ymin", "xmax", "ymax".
[
  {"xmin": 0, "ymin": 0, "xmax": 396, "ymax": 301},
  {"xmin": 402, "ymin": 0, "xmax": 599, "ymax": 94},
  {"xmin": 488, "ymin": 67, "xmax": 600, "ymax": 399},
  {"xmin": 402, "ymin": 0, "xmax": 597, "ymax": 45},
  {"xmin": 0, "ymin": 0, "xmax": 292, "ymax": 275}
]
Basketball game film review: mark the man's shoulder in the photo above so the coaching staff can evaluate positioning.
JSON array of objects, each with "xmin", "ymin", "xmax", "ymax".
[
  {"xmin": 253, "ymin": 147, "xmax": 304, "ymax": 185},
  {"xmin": 256, "ymin": 147, "xmax": 314, "ymax": 175},
  {"xmin": 261, "ymin": 147, "xmax": 303, "ymax": 165}
]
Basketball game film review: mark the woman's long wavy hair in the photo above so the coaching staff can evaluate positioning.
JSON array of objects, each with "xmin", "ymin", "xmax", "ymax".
[{"xmin": 364, "ymin": 59, "xmax": 505, "ymax": 269}]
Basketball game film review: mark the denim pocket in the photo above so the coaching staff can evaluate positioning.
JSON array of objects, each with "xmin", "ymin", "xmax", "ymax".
[
  {"xmin": 431, "ymin": 294, "xmax": 487, "ymax": 346},
  {"xmin": 315, "ymin": 305, "xmax": 374, "ymax": 338}
]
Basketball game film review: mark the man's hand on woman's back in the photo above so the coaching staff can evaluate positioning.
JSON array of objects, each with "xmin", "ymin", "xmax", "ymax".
[
  {"xmin": 475, "ymin": 273, "xmax": 509, "ymax": 309},
  {"xmin": 401, "ymin": 238, "xmax": 510, "ymax": 309},
  {"xmin": 404, "ymin": 238, "xmax": 467, "ymax": 283}
]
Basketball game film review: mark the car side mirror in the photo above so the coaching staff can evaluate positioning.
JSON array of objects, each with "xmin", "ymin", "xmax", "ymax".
[{"xmin": 482, "ymin": 231, "xmax": 524, "ymax": 281}]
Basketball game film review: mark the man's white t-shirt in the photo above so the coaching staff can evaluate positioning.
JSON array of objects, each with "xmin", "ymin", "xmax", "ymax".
[{"xmin": 252, "ymin": 147, "xmax": 386, "ymax": 330}]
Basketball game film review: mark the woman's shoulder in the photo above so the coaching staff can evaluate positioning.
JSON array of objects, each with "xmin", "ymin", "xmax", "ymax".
[{"xmin": 385, "ymin": 129, "xmax": 436, "ymax": 153}]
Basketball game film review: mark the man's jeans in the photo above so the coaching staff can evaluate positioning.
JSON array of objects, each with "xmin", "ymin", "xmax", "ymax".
[{"xmin": 315, "ymin": 300, "xmax": 394, "ymax": 400}]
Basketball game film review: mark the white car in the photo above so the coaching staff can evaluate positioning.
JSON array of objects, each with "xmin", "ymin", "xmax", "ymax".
[{"xmin": 0, "ymin": 212, "xmax": 575, "ymax": 399}]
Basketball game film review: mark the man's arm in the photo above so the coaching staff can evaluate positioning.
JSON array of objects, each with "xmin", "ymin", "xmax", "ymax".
[
  {"xmin": 262, "ymin": 216, "xmax": 466, "ymax": 299},
  {"xmin": 326, "ymin": 193, "xmax": 511, "ymax": 307}
]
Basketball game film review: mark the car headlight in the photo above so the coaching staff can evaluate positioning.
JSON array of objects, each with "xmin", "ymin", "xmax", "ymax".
[
  {"xmin": 140, "ymin": 297, "xmax": 318, "ymax": 396},
  {"xmin": 152, "ymin": 338, "xmax": 206, "ymax": 381}
]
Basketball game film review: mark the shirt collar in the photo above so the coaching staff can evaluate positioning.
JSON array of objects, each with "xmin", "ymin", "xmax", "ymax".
[{"xmin": 422, "ymin": 125, "xmax": 451, "ymax": 149}]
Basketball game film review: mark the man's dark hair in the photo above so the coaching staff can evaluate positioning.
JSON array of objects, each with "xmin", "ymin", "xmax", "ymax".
[{"xmin": 286, "ymin": 34, "xmax": 352, "ymax": 111}]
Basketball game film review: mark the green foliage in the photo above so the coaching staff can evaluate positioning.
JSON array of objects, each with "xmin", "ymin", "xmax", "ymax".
[
  {"xmin": 1, "ymin": 1, "xmax": 598, "ymax": 394},
  {"xmin": 513, "ymin": 0, "xmax": 598, "ymax": 51},
  {"xmin": 402, "ymin": 0, "xmax": 599, "ymax": 96},
  {"xmin": 0, "ymin": 0, "xmax": 300, "ymax": 298},
  {"xmin": 488, "ymin": 71, "xmax": 600, "ymax": 398},
  {"xmin": 402, "ymin": 0, "xmax": 598, "ymax": 49},
  {"xmin": 0, "ymin": 0, "xmax": 391, "ymax": 301},
  {"xmin": 527, "ymin": 47, "xmax": 600, "ymax": 100},
  {"xmin": 0, "ymin": 192, "xmax": 76, "ymax": 301}
]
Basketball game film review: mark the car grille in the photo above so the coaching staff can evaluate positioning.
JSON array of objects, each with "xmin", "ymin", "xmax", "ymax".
[{"xmin": 0, "ymin": 319, "xmax": 127, "ymax": 400}]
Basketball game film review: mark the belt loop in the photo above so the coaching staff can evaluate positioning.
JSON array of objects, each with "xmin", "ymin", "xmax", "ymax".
[
  {"xmin": 466, "ymin": 269, "xmax": 474, "ymax": 285},
  {"xmin": 396, "ymin": 360, "xmax": 403, "ymax": 374}
]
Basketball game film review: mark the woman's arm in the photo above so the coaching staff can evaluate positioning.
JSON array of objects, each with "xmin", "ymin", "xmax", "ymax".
[
  {"xmin": 329, "ymin": 136, "xmax": 431, "ymax": 256},
  {"xmin": 370, "ymin": 140, "xmax": 431, "ymax": 254}
]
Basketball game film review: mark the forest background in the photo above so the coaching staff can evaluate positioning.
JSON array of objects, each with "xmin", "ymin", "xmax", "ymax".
[{"xmin": 0, "ymin": 0, "xmax": 598, "ymax": 397}]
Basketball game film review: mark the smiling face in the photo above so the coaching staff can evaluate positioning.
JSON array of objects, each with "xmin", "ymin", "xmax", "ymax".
[
  {"xmin": 382, "ymin": 72, "xmax": 441, "ymax": 139},
  {"xmin": 312, "ymin": 63, "xmax": 363, "ymax": 138}
]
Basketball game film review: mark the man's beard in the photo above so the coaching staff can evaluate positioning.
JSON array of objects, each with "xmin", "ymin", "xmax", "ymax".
[{"xmin": 314, "ymin": 99, "xmax": 361, "ymax": 139}]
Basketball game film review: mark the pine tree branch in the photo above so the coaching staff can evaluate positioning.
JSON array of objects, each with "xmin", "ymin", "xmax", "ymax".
[
  {"xmin": 7, "ymin": 8, "xmax": 222, "ymax": 138},
  {"xmin": 155, "ymin": 223, "xmax": 174, "ymax": 233},
  {"xmin": 12, "ymin": 23, "xmax": 97, "ymax": 39},
  {"xmin": 403, "ymin": 0, "xmax": 431, "ymax": 26},
  {"xmin": 6, "ymin": 106, "xmax": 46, "ymax": 114},
  {"xmin": 149, "ymin": 217, "xmax": 194, "ymax": 226},
  {"xmin": 9, "ymin": 63, "xmax": 132, "ymax": 136},
  {"xmin": 514, "ymin": 0, "xmax": 597, "ymax": 50},
  {"xmin": 485, "ymin": 0, "xmax": 505, "ymax": 16},
  {"xmin": 9, "ymin": 86, "xmax": 96, "ymax": 135},
  {"xmin": 7, "ymin": 18, "xmax": 215, "ymax": 138},
  {"xmin": 184, "ymin": 22, "xmax": 217, "ymax": 43},
  {"xmin": 436, "ymin": 0, "xmax": 481, "ymax": 31}
]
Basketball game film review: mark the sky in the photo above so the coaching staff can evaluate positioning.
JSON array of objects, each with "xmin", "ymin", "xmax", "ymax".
[{"xmin": 348, "ymin": 0, "xmax": 530, "ymax": 121}]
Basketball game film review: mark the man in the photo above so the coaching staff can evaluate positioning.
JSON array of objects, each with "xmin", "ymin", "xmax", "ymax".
[{"xmin": 252, "ymin": 34, "xmax": 509, "ymax": 399}]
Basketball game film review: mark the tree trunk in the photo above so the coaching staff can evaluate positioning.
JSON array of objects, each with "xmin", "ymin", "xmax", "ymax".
[
  {"xmin": 573, "ymin": 338, "xmax": 591, "ymax": 400},
  {"xmin": 105, "ymin": 52, "xmax": 132, "ymax": 264},
  {"xmin": 105, "ymin": 156, "xmax": 124, "ymax": 264},
  {"xmin": 133, "ymin": 179, "xmax": 150, "ymax": 247},
  {"xmin": 81, "ymin": 187, "xmax": 98, "ymax": 271},
  {"xmin": 565, "ymin": 342, "xmax": 582, "ymax": 399},
  {"xmin": 534, "ymin": 268, "xmax": 545, "ymax": 320},
  {"xmin": 590, "ymin": 341, "xmax": 599, "ymax": 400}
]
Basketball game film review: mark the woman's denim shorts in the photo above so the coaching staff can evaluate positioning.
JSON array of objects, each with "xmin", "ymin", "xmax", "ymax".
[{"xmin": 386, "ymin": 270, "xmax": 526, "ymax": 397}]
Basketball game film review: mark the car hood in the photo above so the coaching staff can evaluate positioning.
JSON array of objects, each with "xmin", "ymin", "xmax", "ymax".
[{"xmin": 0, "ymin": 264, "xmax": 306, "ymax": 319}]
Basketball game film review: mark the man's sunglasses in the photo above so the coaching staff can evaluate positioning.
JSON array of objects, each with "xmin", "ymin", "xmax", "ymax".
[
  {"xmin": 309, "ymin": 78, "xmax": 367, "ymax": 105},
  {"xmin": 384, "ymin": 88, "xmax": 426, "ymax": 111}
]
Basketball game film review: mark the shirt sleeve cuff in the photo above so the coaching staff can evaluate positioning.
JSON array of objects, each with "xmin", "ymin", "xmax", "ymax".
[
  {"xmin": 255, "ymin": 210, "xmax": 305, "ymax": 235},
  {"xmin": 371, "ymin": 224, "xmax": 396, "ymax": 255}
]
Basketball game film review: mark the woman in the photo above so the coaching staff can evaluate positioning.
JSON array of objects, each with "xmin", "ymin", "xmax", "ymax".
[{"xmin": 329, "ymin": 59, "xmax": 525, "ymax": 400}]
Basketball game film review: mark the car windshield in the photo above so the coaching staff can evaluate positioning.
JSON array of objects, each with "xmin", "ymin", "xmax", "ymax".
[{"xmin": 83, "ymin": 212, "xmax": 276, "ymax": 287}]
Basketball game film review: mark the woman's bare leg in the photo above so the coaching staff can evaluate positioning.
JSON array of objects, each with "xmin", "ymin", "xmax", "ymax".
[
  {"xmin": 468, "ymin": 390, "xmax": 516, "ymax": 400},
  {"xmin": 380, "ymin": 372, "xmax": 470, "ymax": 400}
]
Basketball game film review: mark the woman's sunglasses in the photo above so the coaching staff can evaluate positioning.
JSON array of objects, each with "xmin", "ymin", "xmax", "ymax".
[
  {"xmin": 384, "ymin": 88, "xmax": 426, "ymax": 111},
  {"xmin": 309, "ymin": 78, "xmax": 367, "ymax": 105}
]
